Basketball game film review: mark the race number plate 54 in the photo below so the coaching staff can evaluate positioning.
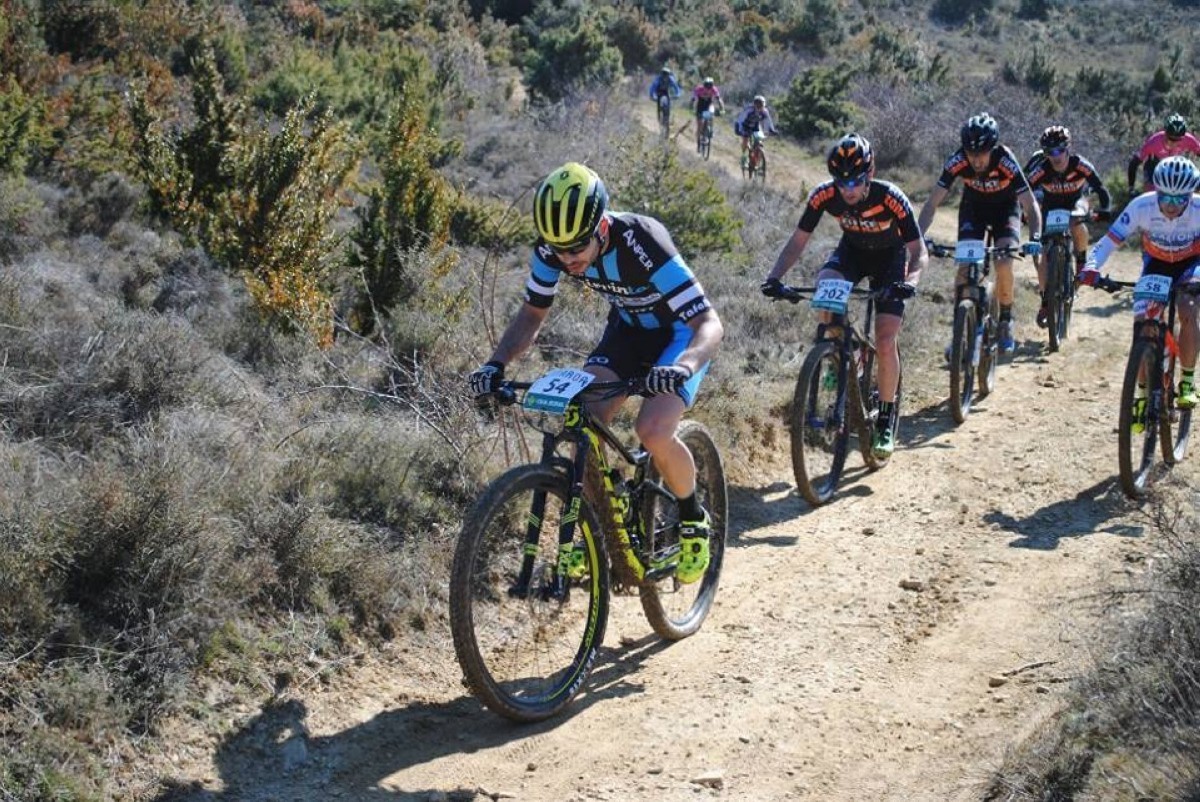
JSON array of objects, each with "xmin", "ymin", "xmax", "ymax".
[{"xmin": 523, "ymin": 368, "xmax": 595, "ymax": 415}]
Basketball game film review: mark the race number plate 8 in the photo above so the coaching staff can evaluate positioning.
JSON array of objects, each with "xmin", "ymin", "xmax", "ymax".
[
  {"xmin": 954, "ymin": 239, "xmax": 987, "ymax": 262},
  {"xmin": 523, "ymin": 368, "xmax": 595, "ymax": 415},
  {"xmin": 811, "ymin": 278, "xmax": 853, "ymax": 314},
  {"xmin": 1132, "ymin": 273, "xmax": 1172, "ymax": 303},
  {"xmin": 1044, "ymin": 208, "xmax": 1072, "ymax": 235}
]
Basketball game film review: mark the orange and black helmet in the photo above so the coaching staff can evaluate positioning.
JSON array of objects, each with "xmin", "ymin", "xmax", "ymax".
[{"xmin": 827, "ymin": 134, "xmax": 874, "ymax": 182}]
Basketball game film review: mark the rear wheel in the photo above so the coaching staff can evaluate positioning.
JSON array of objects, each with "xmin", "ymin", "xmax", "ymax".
[
  {"xmin": 1118, "ymin": 339, "xmax": 1160, "ymax": 499},
  {"xmin": 790, "ymin": 341, "xmax": 850, "ymax": 505},
  {"xmin": 858, "ymin": 354, "xmax": 901, "ymax": 470},
  {"xmin": 949, "ymin": 300, "xmax": 977, "ymax": 424},
  {"xmin": 639, "ymin": 421, "xmax": 727, "ymax": 640},
  {"xmin": 450, "ymin": 464, "xmax": 609, "ymax": 722}
]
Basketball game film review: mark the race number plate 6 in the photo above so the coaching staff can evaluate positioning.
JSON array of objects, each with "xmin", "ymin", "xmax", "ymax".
[
  {"xmin": 954, "ymin": 239, "xmax": 987, "ymax": 263},
  {"xmin": 1132, "ymin": 274, "xmax": 1172, "ymax": 303},
  {"xmin": 811, "ymin": 278, "xmax": 853, "ymax": 314},
  {"xmin": 523, "ymin": 368, "xmax": 595, "ymax": 415},
  {"xmin": 1044, "ymin": 208, "xmax": 1072, "ymax": 235}
]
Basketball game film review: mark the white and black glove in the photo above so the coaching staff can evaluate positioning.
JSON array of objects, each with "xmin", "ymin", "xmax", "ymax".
[
  {"xmin": 468, "ymin": 361, "xmax": 505, "ymax": 398},
  {"xmin": 645, "ymin": 364, "xmax": 694, "ymax": 396}
]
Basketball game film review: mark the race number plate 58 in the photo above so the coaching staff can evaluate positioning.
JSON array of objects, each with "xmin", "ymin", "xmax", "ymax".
[
  {"xmin": 523, "ymin": 368, "xmax": 595, "ymax": 415},
  {"xmin": 1132, "ymin": 273, "xmax": 1172, "ymax": 303}
]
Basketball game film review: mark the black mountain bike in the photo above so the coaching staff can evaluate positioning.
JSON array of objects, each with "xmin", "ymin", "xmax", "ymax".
[
  {"xmin": 450, "ymin": 369, "xmax": 728, "ymax": 721},
  {"xmin": 772, "ymin": 281, "xmax": 905, "ymax": 506},
  {"xmin": 657, "ymin": 94, "xmax": 672, "ymax": 139},
  {"xmin": 1040, "ymin": 208, "xmax": 1107, "ymax": 352},
  {"xmin": 1094, "ymin": 275, "xmax": 1199, "ymax": 498},
  {"xmin": 929, "ymin": 239, "xmax": 1020, "ymax": 424},
  {"xmin": 698, "ymin": 109, "xmax": 715, "ymax": 159}
]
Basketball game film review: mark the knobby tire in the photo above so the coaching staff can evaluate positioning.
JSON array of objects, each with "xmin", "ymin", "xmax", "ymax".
[
  {"xmin": 949, "ymin": 300, "xmax": 977, "ymax": 424},
  {"xmin": 450, "ymin": 464, "xmax": 609, "ymax": 722},
  {"xmin": 639, "ymin": 421, "xmax": 728, "ymax": 640},
  {"xmin": 790, "ymin": 341, "xmax": 850, "ymax": 506},
  {"xmin": 1118, "ymin": 339, "xmax": 1160, "ymax": 499}
]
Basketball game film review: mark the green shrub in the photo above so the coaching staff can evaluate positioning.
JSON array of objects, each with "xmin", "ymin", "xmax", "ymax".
[
  {"xmin": 930, "ymin": 0, "xmax": 994, "ymax": 24},
  {"xmin": 609, "ymin": 137, "xmax": 742, "ymax": 257},
  {"xmin": 347, "ymin": 97, "xmax": 457, "ymax": 338},
  {"xmin": 777, "ymin": 64, "xmax": 858, "ymax": 140},
  {"xmin": 524, "ymin": 23, "xmax": 622, "ymax": 102}
]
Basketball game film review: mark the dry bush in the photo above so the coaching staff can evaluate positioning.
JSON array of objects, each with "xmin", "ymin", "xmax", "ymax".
[{"xmin": 983, "ymin": 485, "xmax": 1200, "ymax": 800}]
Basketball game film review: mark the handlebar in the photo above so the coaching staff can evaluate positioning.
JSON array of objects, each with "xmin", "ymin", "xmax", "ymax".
[
  {"xmin": 1091, "ymin": 277, "xmax": 1200, "ymax": 296},
  {"xmin": 767, "ymin": 282, "xmax": 912, "ymax": 305},
  {"xmin": 926, "ymin": 240, "xmax": 1023, "ymax": 260},
  {"xmin": 487, "ymin": 377, "xmax": 646, "ymax": 406}
]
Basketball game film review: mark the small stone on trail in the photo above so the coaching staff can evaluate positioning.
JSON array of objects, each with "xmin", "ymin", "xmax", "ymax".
[
  {"xmin": 692, "ymin": 769, "xmax": 725, "ymax": 789},
  {"xmin": 988, "ymin": 676, "xmax": 1008, "ymax": 688},
  {"xmin": 899, "ymin": 578, "xmax": 925, "ymax": 592}
]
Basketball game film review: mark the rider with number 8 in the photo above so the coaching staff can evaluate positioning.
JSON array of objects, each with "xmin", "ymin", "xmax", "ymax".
[
  {"xmin": 1024, "ymin": 125, "xmax": 1112, "ymax": 328},
  {"xmin": 1079, "ymin": 156, "xmax": 1200, "ymax": 416},
  {"xmin": 467, "ymin": 162, "xmax": 724, "ymax": 584},
  {"xmin": 918, "ymin": 113, "xmax": 1043, "ymax": 354},
  {"xmin": 761, "ymin": 133, "xmax": 928, "ymax": 459}
]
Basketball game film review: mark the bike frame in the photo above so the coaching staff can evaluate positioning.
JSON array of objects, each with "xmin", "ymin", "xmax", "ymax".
[{"xmin": 507, "ymin": 383, "xmax": 680, "ymax": 597}]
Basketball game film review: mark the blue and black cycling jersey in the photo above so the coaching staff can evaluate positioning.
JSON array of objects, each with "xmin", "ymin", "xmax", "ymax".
[{"xmin": 525, "ymin": 212, "xmax": 713, "ymax": 330}]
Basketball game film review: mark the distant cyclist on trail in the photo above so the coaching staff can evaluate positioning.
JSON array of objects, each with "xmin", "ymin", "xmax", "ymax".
[
  {"xmin": 761, "ymin": 133, "xmax": 927, "ymax": 459},
  {"xmin": 690, "ymin": 76, "xmax": 724, "ymax": 152},
  {"xmin": 734, "ymin": 95, "xmax": 778, "ymax": 170},
  {"xmin": 1128, "ymin": 114, "xmax": 1200, "ymax": 196},
  {"xmin": 648, "ymin": 66, "xmax": 682, "ymax": 104}
]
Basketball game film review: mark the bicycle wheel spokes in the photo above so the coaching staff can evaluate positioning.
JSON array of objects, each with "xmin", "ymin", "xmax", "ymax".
[
  {"xmin": 791, "ymin": 342, "xmax": 849, "ymax": 505},
  {"xmin": 640, "ymin": 421, "xmax": 728, "ymax": 640},
  {"xmin": 1118, "ymin": 341, "xmax": 1160, "ymax": 499},
  {"xmin": 450, "ymin": 465, "xmax": 609, "ymax": 722}
]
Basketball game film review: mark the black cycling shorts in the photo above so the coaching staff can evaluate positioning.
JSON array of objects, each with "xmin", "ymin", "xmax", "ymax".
[{"xmin": 820, "ymin": 240, "xmax": 909, "ymax": 317}]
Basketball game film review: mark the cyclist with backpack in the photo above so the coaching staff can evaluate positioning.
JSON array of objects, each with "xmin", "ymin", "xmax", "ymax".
[
  {"xmin": 734, "ymin": 95, "xmax": 778, "ymax": 170},
  {"xmin": 1024, "ymin": 125, "xmax": 1113, "ymax": 327},
  {"xmin": 760, "ymin": 134, "xmax": 928, "ymax": 458},
  {"xmin": 467, "ymin": 162, "xmax": 724, "ymax": 584},
  {"xmin": 918, "ymin": 113, "xmax": 1043, "ymax": 354}
]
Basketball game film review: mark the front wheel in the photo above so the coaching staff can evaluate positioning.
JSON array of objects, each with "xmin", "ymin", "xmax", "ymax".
[
  {"xmin": 1045, "ymin": 242, "xmax": 1069, "ymax": 352},
  {"xmin": 1118, "ymin": 339, "xmax": 1161, "ymax": 499},
  {"xmin": 639, "ymin": 421, "xmax": 728, "ymax": 640},
  {"xmin": 977, "ymin": 290, "xmax": 1000, "ymax": 397},
  {"xmin": 949, "ymin": 300, "xmax": 977, "ymax": 424},
  {"xmin": 450, "ymin": 464, "xmax": 609, "ymax": 722},
  {"xmin": 790, "ymin": 340, "xmax": 850, "ymax": 506}
]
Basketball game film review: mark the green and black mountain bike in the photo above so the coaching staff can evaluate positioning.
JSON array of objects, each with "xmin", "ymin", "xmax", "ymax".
[{"xmin": 450, "ymin": 369, "xmax": 727, "ymax": 721}]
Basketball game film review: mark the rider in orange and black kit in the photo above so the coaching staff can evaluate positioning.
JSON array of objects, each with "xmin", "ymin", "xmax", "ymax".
[
  {"xmin": 761, "ymin": 134, "xmax": 928, "ymax": 458},
  {"xmin": 918, "ymin": 113, "xmax": 1042, "ymax": 353},
  {"xmin": 1024, "ymin": 125, "xmax": 1112, "ymax": 327}
]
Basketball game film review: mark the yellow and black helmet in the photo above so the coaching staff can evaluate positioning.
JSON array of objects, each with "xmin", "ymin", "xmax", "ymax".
[{"xmin": 532, "ymin": 162, "xmax": 608, "ymax": 249}]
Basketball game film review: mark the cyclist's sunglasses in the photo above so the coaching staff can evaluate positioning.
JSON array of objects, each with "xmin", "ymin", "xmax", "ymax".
[
  {"xmin": 1158, "ymin": 191, "xmax": 1191, "ymax": 207},
  {"xmin": 549, "ymin": 237, "xmax": 593, "ymax": 257},
  {"xmin": 1046, "ymin": 146, "xmax": 1068, "ymax": 157},
  {"xmin": 835, "ymin": 174, "xmax": 869, "ymax": 189}
]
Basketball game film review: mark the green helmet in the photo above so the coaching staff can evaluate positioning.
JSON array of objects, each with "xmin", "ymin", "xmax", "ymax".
[{"xmin": 532, "ymin": 163, "xmax": 608, "ymax": 249}]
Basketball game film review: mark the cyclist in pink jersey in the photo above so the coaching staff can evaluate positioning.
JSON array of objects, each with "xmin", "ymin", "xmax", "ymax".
[
  {"xmin": 1080, "ymin": 156, "xmax": 1200, "ymax": 408},
  {"xmin": 689, "ymin": 77, "xmax": 725, "ymax": 151},
  {"xmin": 1127, "ymin": 113, "xmax": 1200, "ymax": 193}
]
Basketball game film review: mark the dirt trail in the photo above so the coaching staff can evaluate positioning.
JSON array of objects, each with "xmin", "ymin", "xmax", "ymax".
[{"xmin": 150, "ymin": 117, "xmax": 1196, "ymax": 801}]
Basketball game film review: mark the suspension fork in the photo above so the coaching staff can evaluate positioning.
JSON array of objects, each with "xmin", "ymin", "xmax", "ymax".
[{"xmin": 513, "ymin": 431, "xmax": 569, "ymax": 595}]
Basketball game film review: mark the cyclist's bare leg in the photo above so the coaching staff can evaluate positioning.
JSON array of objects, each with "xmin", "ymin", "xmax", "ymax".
[
  {"xmin": 583, "ymin": 365, "xmax": 627, "ymax": 424},
  {"xmin": 994, "ymin": 235, "xmax": 1018, "ymax": 307},
  {"xmin": 1070, "ymin": 220, "xmax": 1090, "ymax": 270},
  {"xmin": 1177, "ymin": 283, "xmax": 1200, "ymax": 370},
  {"xmin": 876, "ymin": 313, "xmax": 902, "ymax": 403},
  {"xmin": 636, "ymin": 394, "xmax": 695, "ymax": 499}
]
